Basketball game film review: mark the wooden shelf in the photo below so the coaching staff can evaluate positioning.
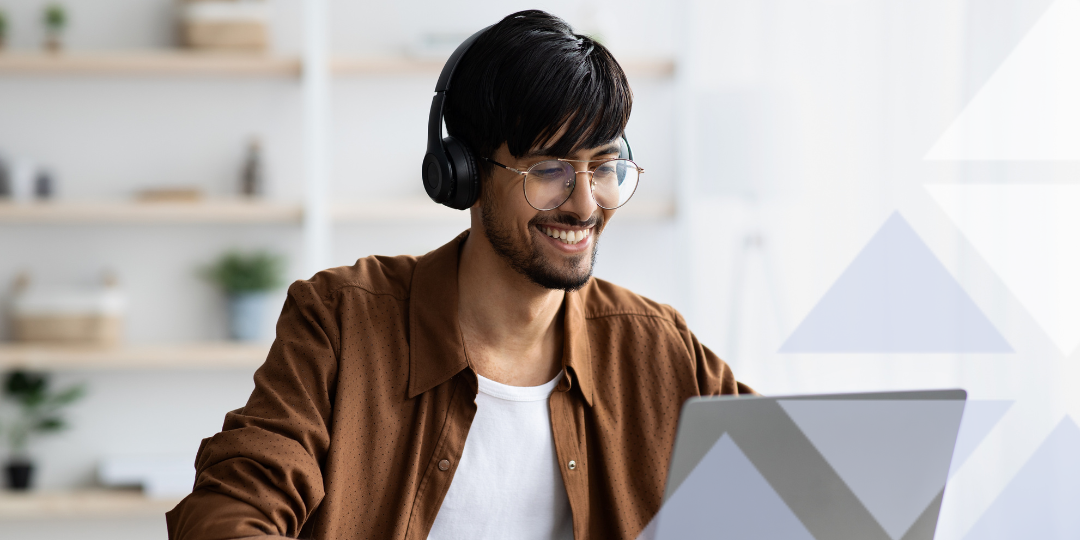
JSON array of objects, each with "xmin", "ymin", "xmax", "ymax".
[
  {"xmin": 613, "ymin": 58, "xmax": 678, "ymax": 78},
  {"xmin": 0, "ymin": 197, "xmax": 678, "ymax": 225},
  {"xmin": 0, "ymin": 342, "xmax": 268, "ymax": 371},
  {"xmin": 0, "ymin": 51, "xmax": 301, "ymax": 77},
  {"xmin": 0, "ymin": 200, "xmax": 303, "ymax": 224},
  {"xmin": 0, "ymin": 51, "xmax": 674, "ymax": 79},
  {"xmin": 332, "ymin": 56, "xmax": 676, "ymax": 78},
  {"xmin": 0, "ymin": 489, "xmax": 181, "ymax": 520}
]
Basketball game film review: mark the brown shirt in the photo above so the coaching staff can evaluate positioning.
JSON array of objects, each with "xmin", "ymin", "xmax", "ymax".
[{"xmin": 166, "ymin": 231, "xmax": 751, "ymax": 540}]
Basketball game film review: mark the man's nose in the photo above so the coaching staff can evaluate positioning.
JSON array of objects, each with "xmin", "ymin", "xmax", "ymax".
[{"xmin": 559, "ymin": 168, "xmax": 598, "ymax": 220}]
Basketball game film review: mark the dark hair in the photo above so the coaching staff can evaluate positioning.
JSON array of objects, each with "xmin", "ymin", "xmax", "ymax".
[{"xmin": 443, "ymin": 10, "xmax": 633, "ymax": 181}]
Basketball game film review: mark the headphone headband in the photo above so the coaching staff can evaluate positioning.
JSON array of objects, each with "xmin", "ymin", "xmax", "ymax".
[
  {"xmin": 435, "ymin": 26, "xmax": 492, "ymax": 93},
  {"xmin": 421, "ymin": 26, "xmax": 492, "ymax": 209},
  {"xmin": 421, "ymin": 23, "xmax": 633, "ymax": 210}
]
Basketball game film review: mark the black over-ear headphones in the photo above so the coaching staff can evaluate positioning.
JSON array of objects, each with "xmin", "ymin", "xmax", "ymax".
[
  {"xmin": 422, "ymin": 26, "xmax": 491, "ymax": 210},
  {"xmin": 422, "ymin": 25, "xmax": 634, "ymax": 210}
]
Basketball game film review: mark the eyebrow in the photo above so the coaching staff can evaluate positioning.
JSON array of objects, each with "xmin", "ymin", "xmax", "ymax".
[
  {"xmin": 521, "ymin": 144, "xmax": 622, "ymax": 161},
  {"xmin": 588, "ymin": 145, "xmax": 621, "ymax": 158}
]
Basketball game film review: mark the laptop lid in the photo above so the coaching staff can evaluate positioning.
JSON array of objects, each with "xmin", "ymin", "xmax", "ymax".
[{"xmin": 652, "ymin": 389, "xmax": 967, "ymax": 540}]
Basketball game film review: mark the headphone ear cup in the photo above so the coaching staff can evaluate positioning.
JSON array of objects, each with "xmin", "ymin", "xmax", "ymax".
[
  {"xmin": 442, "ymin": 136, "xmax": 479, "ymax": 210},
  {"xmin": 422, "ymin": 151, "xmax": 453, "ymax": 204}
]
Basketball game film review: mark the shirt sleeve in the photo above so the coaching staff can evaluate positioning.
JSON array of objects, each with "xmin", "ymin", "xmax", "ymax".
[
  {"xmin": 670, "ymin": 308, "xmax": 757, "ymax": 396},
  {"xmin": 167, "ymin": 279, "xmax": 342, "ymax": 540}
]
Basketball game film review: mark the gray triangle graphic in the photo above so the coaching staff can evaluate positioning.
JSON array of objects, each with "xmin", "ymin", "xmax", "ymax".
[
  {"xmin": 779, "ymin": 212, "xmax": 1012, "ymax": 353},
  {"xmin": 778, "ymin": 400, "xmax": 965, "ymax": 540},
  {"xmin": 963, "ymin": 416, "xmax": 1080, "ymax": 540},
  {"xmin": 655, "ymin": 433, "xmax": 815, "ymax": 540}
]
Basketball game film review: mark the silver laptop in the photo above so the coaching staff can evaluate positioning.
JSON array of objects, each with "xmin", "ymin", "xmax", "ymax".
[{"xmin": 646, "ymin": 389, "xmax": 967, "ymax": 540}]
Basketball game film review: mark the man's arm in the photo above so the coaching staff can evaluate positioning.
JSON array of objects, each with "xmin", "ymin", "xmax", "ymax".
[
  {"xmin": 671, "ymin": 309, "xmax": 756, "ymax": 396},
  {"xmin": 167, "ymin": 279, "xmax": 341, "ymax": 539}
]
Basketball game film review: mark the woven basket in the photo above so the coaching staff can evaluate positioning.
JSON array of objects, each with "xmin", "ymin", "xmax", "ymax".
[{"xmin": 13, "ymin": 314, "xmax": 123, "ymax": 345}]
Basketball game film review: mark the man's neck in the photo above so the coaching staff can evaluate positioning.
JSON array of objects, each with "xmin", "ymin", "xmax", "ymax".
[{"xmin": 457, "ymin": 230, "xmax": 565, "ymax": 387}]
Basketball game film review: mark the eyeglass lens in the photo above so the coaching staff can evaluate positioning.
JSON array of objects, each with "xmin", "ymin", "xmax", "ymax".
[{"xmin": 524, "ymin": 159, "xmax": 640, "ymax": 211}]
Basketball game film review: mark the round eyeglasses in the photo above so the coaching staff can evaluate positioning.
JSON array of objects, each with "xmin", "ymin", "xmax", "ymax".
[{"xmin": 484, "ymin": 157, "xmax": 644, "ymax": 211}]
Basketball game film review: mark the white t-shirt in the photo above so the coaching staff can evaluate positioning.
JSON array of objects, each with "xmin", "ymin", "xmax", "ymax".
[{"xmin": 427, "ymin": 371, "xmax": 575, "ymax": 540}]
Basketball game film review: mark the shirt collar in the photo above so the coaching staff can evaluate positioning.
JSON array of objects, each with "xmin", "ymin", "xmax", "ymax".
[
  {"xmin": 407, "ymin": 231, "xmax": 594, "ymax": 406},
  {"xmin": 562, "ymin": 287, "xmax": 594, "ymax": 406},
  {"xmin": 407, "ymin": 231, "xmax": 470, "ymax": 399}
]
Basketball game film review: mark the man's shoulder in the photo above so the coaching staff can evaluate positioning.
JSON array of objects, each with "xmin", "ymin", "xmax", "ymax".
[
  {"xmin": 292, "ymin": 253, "xmax": 419, "ymax": 302},
  {"xmin": 577, "ymin": 277, "xmax": 680, "ymax": 326}
]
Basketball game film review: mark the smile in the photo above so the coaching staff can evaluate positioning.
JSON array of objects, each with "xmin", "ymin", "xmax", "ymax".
[{"xmin": 540, "ymin": 226, "xmax": 592, "ymax": 245}]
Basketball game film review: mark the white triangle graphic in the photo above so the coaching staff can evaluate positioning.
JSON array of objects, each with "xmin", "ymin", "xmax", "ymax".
[
  {"xmin": 963, "ymin": 417, "xmax": 1080, "ymax": 540},
  {"xmin": 654, "ymin": 433, "xmax": 814, "ymax": 540},
  {"xmin": 949, "ymin": 400, "xmax": 1013, "ymax": 479},
  {"xmin": 928, "ymin": 184, "xmax": 1080, "ymax": 355},
  {"xmin": 779, "ymin": 400, "xmax": 965, "ymax": 540},
  {"xmin": 779, "ymin": 212, "xmax": 1012, "ymax": 353},
  {"xmin": 926, "ymin": 0, "xmax": 1080, "ymax": 160}
]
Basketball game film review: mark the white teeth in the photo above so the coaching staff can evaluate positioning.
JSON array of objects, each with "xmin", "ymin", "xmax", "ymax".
[{"xmin": 541, "ymin": 226, "xmax": 590, "ymax": 244}]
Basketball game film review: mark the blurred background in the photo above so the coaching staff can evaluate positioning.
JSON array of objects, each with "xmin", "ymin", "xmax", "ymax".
[{"xmin": 1, "ymin": 0, "xmax": 1078, "ymax": 539}]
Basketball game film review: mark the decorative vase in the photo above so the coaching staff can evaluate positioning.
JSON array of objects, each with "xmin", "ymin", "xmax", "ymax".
[
  {"xmin": 227, "ymin": 292, "xmax": 268, "ymax": 341},
  {"xmin": 44, "ymin": 34, "xmax": 62, "ymax": 52},
  {"xmin": 5, "ymin": 459, "xmax": 33, "ymax": 490}
]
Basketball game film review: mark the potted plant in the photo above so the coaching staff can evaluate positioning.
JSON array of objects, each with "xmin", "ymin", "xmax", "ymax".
[
  {"xmin": 0, "ymin": 9, "xmax": 9, "ymax": 51},
  {"xmin": 2, "ymin": 369, "xmax": 85, "ymax": 490},
  {"xmin": 203, "ymin": 250, "xmax": 285, "ymax": 341},
  {"xmin": 43, "ymin": 4, "xmax": 67, "ymax": 52}
]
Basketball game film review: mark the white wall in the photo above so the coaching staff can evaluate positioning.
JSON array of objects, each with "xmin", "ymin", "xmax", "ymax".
[{"xmin": 675, "ymin": 2, "xmax": 1077, "ymax": 539}]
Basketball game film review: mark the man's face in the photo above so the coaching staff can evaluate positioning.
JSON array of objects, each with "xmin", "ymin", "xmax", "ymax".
[{"xmin": 478, "ymin": 139, "xmax": 622, "ymax": 292}]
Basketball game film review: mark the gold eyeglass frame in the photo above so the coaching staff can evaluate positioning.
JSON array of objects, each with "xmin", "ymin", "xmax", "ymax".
[{"xmin": 483, "ymin": 156, "xmax": 645, "ymax": 211}]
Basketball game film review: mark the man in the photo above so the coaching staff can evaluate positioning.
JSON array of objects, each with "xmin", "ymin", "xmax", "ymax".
[{"xmin": 167, "ymin": 10, "xmax": 750, "ymax": 540}]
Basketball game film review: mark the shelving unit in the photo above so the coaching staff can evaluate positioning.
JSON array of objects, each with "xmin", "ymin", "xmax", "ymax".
[
  {"xmin": 0, "ymin": 51, "xmax": 676, "ymax": 79},
  {"xmin": 0, "ymin": 342, "xmax": 269, "ymax": 371},
  {"xmin": 0, "ymin": 197, "xmax": 676, "ymax": 225},
  {"xmin": 0, "ymin": 200, "xmax": 303, "ymax": 224},
  {"xmin": 0, "ymin": 12, "xmax": 681, "ymax": 532},
  {"xmin": 332, "ymin": 56, "xmax": 676, "ymax": 78},
  {"xmin": 0, "ymin": 489, "xmax": 181, "ymax": 520},
  {"xmin": 0, "ymin": 51, "xmax": 302, "ymax": 77}
]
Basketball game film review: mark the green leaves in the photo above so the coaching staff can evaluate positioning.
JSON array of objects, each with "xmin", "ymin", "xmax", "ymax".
[
  {"xmin": 203, "ymin": 250, "xmax": 286, "ymax": 294},
  {"xmin": 2, "ymin": 369, "xmax": 86, "ymax": 455},
  {"xmin": 43, "ymin": 4, "xmax": 66, "ymax": 31},
  {"xmin": 36, "ymin": 418, "xmax": 65, "ymax": 431},
  {"xmin": 51, "ymin": 385, "xmax": 86, "ymax": 406},
  {"xmin": 5, "ymin": 371, "xmax": 48, "ymax": 406}
]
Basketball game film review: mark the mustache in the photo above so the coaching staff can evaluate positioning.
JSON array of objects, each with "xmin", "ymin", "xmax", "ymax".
[{"xmin": 530, "ymin": 211, "xmax": 602, "ymax": 229}]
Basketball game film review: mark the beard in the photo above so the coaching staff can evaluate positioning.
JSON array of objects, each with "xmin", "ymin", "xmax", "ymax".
[{"xmin": 481, "ymin": 194, "xmax": 602, "ymax": 292}]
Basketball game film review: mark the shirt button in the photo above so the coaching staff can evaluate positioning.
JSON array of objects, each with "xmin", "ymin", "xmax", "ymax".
[
  {"xmin": 567, "ymin": 460, "xmax": 577, "ymax": 470},
  {"xmin": 438, "ymin": 459, "xmax": 451, "ymax": 471}
]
